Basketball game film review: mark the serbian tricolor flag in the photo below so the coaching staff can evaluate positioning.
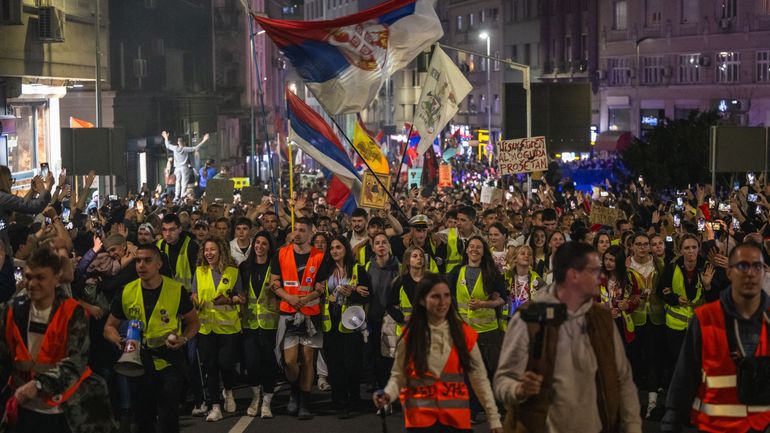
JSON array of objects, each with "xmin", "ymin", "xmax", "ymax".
[
  {"xmin": 286, "ymin": 89, "xmax": 360, "ymax": 214},
  {"xmin": 255, "ymin": 0, "xmax": 442, "ymax": 114}
]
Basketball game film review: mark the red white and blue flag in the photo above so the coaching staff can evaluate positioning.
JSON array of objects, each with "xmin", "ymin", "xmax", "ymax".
[
  {"xmin": 286, "ymin": 89, "xmax": 360, "ymax": 214},
  {"xmin": 255, "ymin": 0, "xmax": 442, "ymax": 114}
]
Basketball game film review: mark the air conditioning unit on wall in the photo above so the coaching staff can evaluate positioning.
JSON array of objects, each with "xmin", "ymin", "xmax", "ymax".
[{"xmin": 38, "ymin": 6, "xmax": 65, "ymax": 42}]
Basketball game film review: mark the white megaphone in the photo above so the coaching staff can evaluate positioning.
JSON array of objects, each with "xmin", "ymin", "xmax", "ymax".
[
  {"xmin": 114, "ymin": 320, "xmax": 145, "ymax": 377},
  {"xmin": 341, "ymin": 305, "xmax": 369, "ymax": 342}
]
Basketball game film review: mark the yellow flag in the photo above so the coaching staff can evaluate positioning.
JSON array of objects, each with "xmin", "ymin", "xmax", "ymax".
[{"xmin": 353, "ymin": 115, "xmax": 389, "ymax": 175}]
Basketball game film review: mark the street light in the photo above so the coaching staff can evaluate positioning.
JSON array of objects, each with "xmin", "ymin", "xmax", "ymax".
[{"xmin": 479, "ymin": 32, "xmax": 491, "ymax": 157}]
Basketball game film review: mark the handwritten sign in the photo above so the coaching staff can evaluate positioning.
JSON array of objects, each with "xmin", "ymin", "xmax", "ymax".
[
  {"xmin": 360, "ymin": 171, "xmax": 391, "ymax": 209},
  {"xmin": 240, "ymin": 186, "xmax": 263, "ymax": 204},
  {"xmin": 497, "ymin": 136, "xmax": 548, "ymax": 175},
  {"xmin": 205, "ymin": 178, "xmax": 234, "ymax": 202},
  {"xmin": 439, "ymin": 164, "xmax": 452, "ymax": 188},
  {"xmin": 589, "ymin": 205, "xmax": 627, "ymax": 227},
  {"xmin": 480, "ymin": 186, "xmax": 504, "ymax": 205}
]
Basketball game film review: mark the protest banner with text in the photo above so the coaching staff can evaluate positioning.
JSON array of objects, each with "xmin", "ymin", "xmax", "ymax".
[{"xmin": 497, "ymin": 136, "xmax": 548, "ymax": 175}]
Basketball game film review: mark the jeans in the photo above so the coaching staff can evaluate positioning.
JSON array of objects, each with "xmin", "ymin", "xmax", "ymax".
[{"xmin": 174, "ymin": 167, "xmax": 189, "ymax": 201}]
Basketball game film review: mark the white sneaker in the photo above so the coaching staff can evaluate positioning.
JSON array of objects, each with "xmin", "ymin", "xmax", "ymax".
[
  {"xmin": 246, "ymin": 387, "xmax": 261, "ymax": 417},
  {"xmin": 261, "ymin": 393, "xmax": 274, "ymax": 419},
  {"xmin": 206, "ymin": 405, "xmax": 223, "ymax": 422},
  {"xmin": 645, "ymin": 399, "xmax": 657, "ymax": 419},
  {"xmin": 224, "ymin": 389, "xmax": 237, "ymax": 413},
  {"xmin": 317, "ymin": 376, "xmax": 331, "ymax": 391},
  {"xmin": 191, "ymin": 403, "xmax": 208, "ymax": 416}
]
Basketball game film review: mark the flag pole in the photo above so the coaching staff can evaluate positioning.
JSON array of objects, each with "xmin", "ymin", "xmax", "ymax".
[
  {"xmin": 321, "ymin": 111, "xmax": 408, "ymax": 222},
  {"xmin": 248, "ymin": 13, "xmax": 279, "ymax": 214},
  {"xmin": 287, "ymin": 120, "xmax": 295, "ymax": 231},
  {"xmin": 390, "ymin": 123, "xmax": 415, "ymax": 197}
]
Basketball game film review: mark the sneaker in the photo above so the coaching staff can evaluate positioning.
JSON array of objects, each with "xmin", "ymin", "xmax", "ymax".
[
  {"xmin": 223, "ymin": 389, "xmax": 236, "ymax": 413},
  {"xmin": 206, "ymin": 405, "xmax": 223, "ymax": 422},
  {"xmin": 287, "ymin": 394, "xmax": 298, "ymax": 415},
  {"xmin": 645, "ymin": 401, "xmax": 656, "ymax": 420},
  {"xmin": 191, "ymin": 403, "xmax": 208, "ymax": 417},
  {"xmin": 298, "ymin": 406, "xmax": 313, "ymax": 420},
  {"xmin": 246, "ymin": 388, "xmax": 261, "ymax": 417},
  {"xmin": 261, "ymin": 393, "xmax": 274, "ymax": 419},
  {"xmin": 317, "ymin": 376, "xmax": 331, "ymax": 391}
]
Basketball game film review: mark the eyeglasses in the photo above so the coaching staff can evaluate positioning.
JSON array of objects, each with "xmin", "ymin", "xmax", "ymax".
[{"xmin": 730, "ymin": 261, "xmax": 765, "ymax": 273}]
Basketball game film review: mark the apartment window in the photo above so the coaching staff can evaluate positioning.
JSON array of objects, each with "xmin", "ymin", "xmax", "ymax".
[
  {"xmin": 678, "ymin": 54, "xmax": 702, "ymax": 83},
  {"xmin": 608, "ymin": 57, "xmax": 632, "ymax": 86},
  {"xmin": 468, "ymin": 54, "xmax": 476, "ymax": 72},
  {"xmin": 581, "ymin": 34, "xmax": 588, "ymax": 61},
  {"xmin": 510, "ymin": 45, "xmax": 519, "ymax": 62},
  {"xmin": 523, "ymin": 0, "xmax": 531, "ymax": 18},
  {"xmin": 614, "ymin": 0, "xmax": 628, "ymax": 30},
  {"xmin": 716, "ymin": 51, "xmax": 740, "ymax": 83},
  {"xmin": 456, "ymin": 15, "xmax": 463, "ymax": 31},
  {"xmin": 757, "ymin": 51, "xmax": 770, "ymax": 82},
  {"xmin": 493, "ymin": 95, "xmax": 500, "ymax": 113},
  {"xmin": 480, "ymin": 10, "xmax": 486, "ymax": 23},
  {"xmin": 481, "ymin": 54, "xmax": 487, "ymax": 72},
  {"xmin": 533, "ymin": 43, "xmax": 540, "ymax": 66},
  {"xmin": 494, "ymin": 51, "xmax": 501, "ymax": 71},
  {"xmin": 719, "ymin": 0, "xmax": 737, "ymax": 19},
  {"xmin": 480, "ymin": 95, "xmax": 487, "ymax": 113},
  {"xmin": 645, "ymin": 0, "xmax": 661, "ymax": 27},
  {"xmin": 491, "ymin": 8, "xmax": 499, "ymax": 21},
  {"xmin": 511, "ymin": 1, "xmax": 519, "ymax": 22},
  {"xmin": 468, "ymin": 95, "xmax": 477, "ymax": 113},
  {"xmin": 565, "ymin": 36, "xmax": 572, "ymax": 62},
  {"xmin": 681, "ymin": 0, "xmax": 698, "ymax": 23},
  {"xmin": 469, "ymin": 13, "xmax": 475, "ymax": 28},
  {"xmin": 641, "ymin": 56, "xmax": 665, "ymax": 84}
]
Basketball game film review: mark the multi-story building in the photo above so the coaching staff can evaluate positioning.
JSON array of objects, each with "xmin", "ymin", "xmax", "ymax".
[
  {"xmin": 441, "ymin": 0, "xmax": 504, "ymax": 144},
  {"xmin": 0, "ymin": 0, "xmax": 110, "ymax": 184},
  {"xmin": 597, "ymin": 0, "xmax": 770, "ymax": 139}
]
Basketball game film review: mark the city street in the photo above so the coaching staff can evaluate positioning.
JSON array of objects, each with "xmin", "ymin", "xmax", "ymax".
[{"xmin": 177, "ymin": 385, "xmax": 688, "ymax": 433}]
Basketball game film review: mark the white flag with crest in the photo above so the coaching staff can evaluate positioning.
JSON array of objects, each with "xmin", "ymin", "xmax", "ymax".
[{"xmin": 413, "ymin": 45, "xmax": 472, "ymax": 157}]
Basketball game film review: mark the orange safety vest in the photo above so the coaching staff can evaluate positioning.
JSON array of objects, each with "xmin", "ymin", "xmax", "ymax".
[
  {"xmin": 400, "ymin": 322, "xmax": 477, "ymax": 430},
  {"xmin": 278, "ymin": 245, "xmax": 325, "ymax": 316},
  {"xmin": 691, "ymin": 300, "xmax": 770, "ymax": 433},
  {"xmin": 4, "ymin": 298, "xmax": 92, "ymax": 407}
]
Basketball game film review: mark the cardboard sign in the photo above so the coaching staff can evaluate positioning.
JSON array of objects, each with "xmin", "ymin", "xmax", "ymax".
[
  {"xmin": 407, "ymin": 168, "xmax": 423, "ymax": 189},
  {"xmin": 497, "ymin": 136, "xmax": 548, "ymax": 175},
  {"xmin": 589, "ymin": 205, "xmax": 627, "ymax": 227},
  {"xmin": 438, "ymin": 164, "xmax": 452, "ymax": 188},
  {"xmin": 240, "ymin": 186, "xmax": 263, "ymax": 204},
  {"xmin": 360, "ymin": 171, "xmax": 391, "ymax": 209},
  {"xmin": 205, "ymin": 178, "xmax": 235, "ymax": 202},
  {"xmin": 480, "ymin": 185, "xmax": 504, "ymax": 205}
]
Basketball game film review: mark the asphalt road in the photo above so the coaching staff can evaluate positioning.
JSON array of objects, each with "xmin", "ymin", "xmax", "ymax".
[{"xmin": 177, "ymin": 384, "xmax": 690, "ymax": 433}]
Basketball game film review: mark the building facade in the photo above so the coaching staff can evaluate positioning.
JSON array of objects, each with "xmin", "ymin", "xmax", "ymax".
[
  {"xmin": 597, "ymin": 0, "xmax": 770, "ymax": 139},
  {"xmin": 0, "ymin": 0, "xmax": 110, "ymax": 185},
  {"xmin": 441, "ymin": 0, "xmax": 505, "ymax": 144}
]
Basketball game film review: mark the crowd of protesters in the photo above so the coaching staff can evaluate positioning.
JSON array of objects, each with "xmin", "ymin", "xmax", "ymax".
[{"xmin": 1, "ymin": 152, "xmax": 770, "ymax": 433}]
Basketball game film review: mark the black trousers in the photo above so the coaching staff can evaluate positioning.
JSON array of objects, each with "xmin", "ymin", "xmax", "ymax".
[
  {"xmin": 12, "ymin": 407, "xmax": 71, "ymax": 433},
  {"xmin": 324, "ymin": 326, "xmax": 364, "ymax": 406},
  {"xmin": 198, "ymin": 332, "xmax": 240, "ymax": 405},
  {"xmin": 242, "ymin": 328, "xmax": 278, "ymax": 393},
  {"xmin": 136, "ymin": 367, "xmax": 184, "ymax": 433},
  {"xmin": 468, "ymin": 330, "xmax": 502, "ymax": 416},
  {"xmin": 630, "ymin": 322, "xmax": 667, "ymax": 392},
  {"xmin": 665, "ymin": 327, "xmax": 686, "ymax": 385},
  {"xmin": 366, "ymin": 321, "xmax": 393, "ymax": 389}
]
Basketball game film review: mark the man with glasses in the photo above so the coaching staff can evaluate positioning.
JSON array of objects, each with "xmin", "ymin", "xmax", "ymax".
[
  {"xmin": 662, "ymin": 242, "xmax": 770, "ymax": 433},
  {"xmin": 494, "ymin": 242, "xmax": 642, "ymax": 433}
]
